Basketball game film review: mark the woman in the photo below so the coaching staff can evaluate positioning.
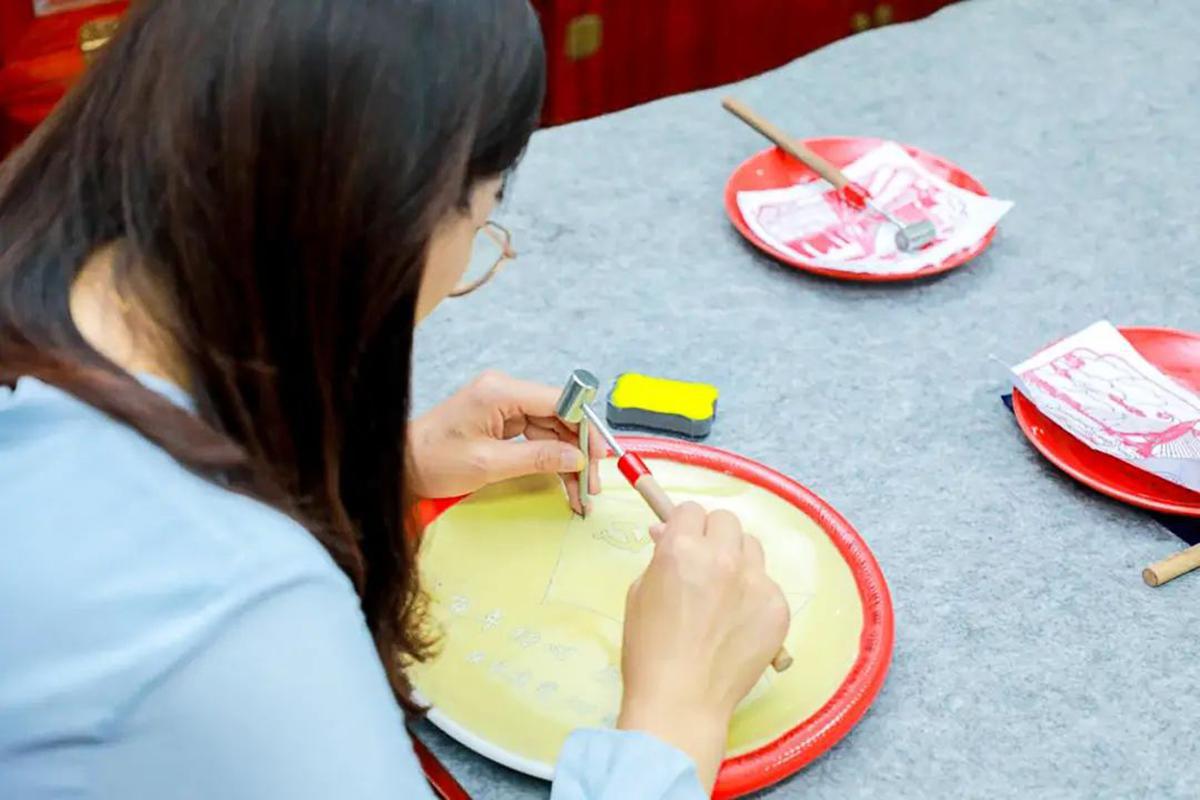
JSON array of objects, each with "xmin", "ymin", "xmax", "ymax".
[{"xmin": 0, "ymin": 1, "xmax": 788, "ymax": 798}]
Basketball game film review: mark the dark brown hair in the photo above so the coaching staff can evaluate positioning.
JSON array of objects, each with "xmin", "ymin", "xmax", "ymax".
[{"xmin": 0, "ymin": 0, "xmax": 545, "ymax": 710}]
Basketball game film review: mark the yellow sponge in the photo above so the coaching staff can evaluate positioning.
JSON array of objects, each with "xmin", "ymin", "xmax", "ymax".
[{"xmin": 606, "ymin": 373, "xmax": 719, "ymax": 439}]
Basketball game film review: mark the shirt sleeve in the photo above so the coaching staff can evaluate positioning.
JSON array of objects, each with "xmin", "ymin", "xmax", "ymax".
[
  {"xmin": 551, "ymin": 729, "xmax": 706, "ymax": 800},
  {"xmin": 91, "ymin": 573, "xmax": 435, "ymax": 800}
]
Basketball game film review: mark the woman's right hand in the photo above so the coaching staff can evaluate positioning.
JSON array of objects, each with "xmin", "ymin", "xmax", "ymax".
[{"xmin": 617, "ymin": 502, "xmax": 790, "ymax": 793}]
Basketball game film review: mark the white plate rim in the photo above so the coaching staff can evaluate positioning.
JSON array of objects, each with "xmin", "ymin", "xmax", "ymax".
[{"xmin": 416, "ymin": 691, "xmax": 556, "ymax": 781}]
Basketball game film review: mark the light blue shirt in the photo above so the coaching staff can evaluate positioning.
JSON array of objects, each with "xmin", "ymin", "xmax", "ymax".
[{"xmin": 0, "ymin": 377, "xmax": 703, "ymax": 799}]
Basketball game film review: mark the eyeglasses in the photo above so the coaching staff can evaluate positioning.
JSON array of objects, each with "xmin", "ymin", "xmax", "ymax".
[{"xmin": 450, "ymin": 221, "xmax": 516, "ymax": 298}]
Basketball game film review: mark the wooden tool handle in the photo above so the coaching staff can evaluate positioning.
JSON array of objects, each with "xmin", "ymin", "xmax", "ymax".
[
  {"xmin": 721, "ymin": 96, "xmax": 850, "ymax": 189},
  {"xmin": 633, "ymin": 473, "xmax": 675, "ymax": 523},
  {"xmin": 635, "ymin": 472, "xmax": 793, "ymax": 673},
  {"xmin": 1143, "ymin": 543, "xmax": 1200, "ymax": 587}
]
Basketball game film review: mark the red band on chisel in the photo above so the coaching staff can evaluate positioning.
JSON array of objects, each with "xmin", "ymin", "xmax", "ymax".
[{"xmin": 618, "ymin": 452, "xmax": 651, "ymax": 485}]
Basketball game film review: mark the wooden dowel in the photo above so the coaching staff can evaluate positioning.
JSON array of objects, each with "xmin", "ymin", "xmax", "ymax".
[
  {"xmin": 721, "ymin": 96, "xmax": 850, "ymax": 189},
  {"xmin": 1143, "ymin": 543, "xmax": 1200, "ymax": 587}
]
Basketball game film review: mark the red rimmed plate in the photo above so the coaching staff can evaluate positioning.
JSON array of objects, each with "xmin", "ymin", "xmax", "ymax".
[
  {"xmin": 1013, "ymin": 327, "xmax": 1200, "ymax": 517},
  {"xmin": 724, "ymin": 137, "xmax": 998, "ymax": 282},
  {"xmin": 414, "ymin": 437, "xmax": 893, "ymax": 798}
]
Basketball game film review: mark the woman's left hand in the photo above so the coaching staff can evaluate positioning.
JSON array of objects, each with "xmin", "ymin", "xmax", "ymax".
[{"xmin": 408, "ymin": 371, "xmax": 604, "ymax": 512}]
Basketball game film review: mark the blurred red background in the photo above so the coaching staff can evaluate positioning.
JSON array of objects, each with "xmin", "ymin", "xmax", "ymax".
[{"xmin": 1, "ymin": 0, "xmax": 957, "ymax": 156}]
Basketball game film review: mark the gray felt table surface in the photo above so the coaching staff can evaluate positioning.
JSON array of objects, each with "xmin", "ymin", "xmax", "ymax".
[{"xmin": 409, "ymin": 0, "xmax": 1200, "ymax": 797}]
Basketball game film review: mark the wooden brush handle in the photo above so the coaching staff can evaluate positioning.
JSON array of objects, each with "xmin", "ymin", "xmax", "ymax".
[
  {"xmin": 635, "ymin": 472, "xmax": 794, "ymax": 673},
  {"xmin": 722, "ymin": 96, "xmax": 850, "ymax": 190},
  {"xmin": 1143, "ymin": 543, "xmax": 1200, "ymax": 587}
]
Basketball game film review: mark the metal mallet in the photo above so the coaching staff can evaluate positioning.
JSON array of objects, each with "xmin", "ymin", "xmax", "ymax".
[
  {"xmin": 555, "ymin": 370, "xmax": 794, "ymax": 672},
  {"xmin": 556, "ymin": 369, "xmax": 598, "ymax": 517},
  {"xmin": 722, "ymin": 96, "xmax": 938, "ymax": 253},
  {"xmin": 557, "ymin": 369, "xmax": 674, "ymax": 521},
  {"xmin": 866, "ymin": 200, "xmax": 935, "ymax": 253}
]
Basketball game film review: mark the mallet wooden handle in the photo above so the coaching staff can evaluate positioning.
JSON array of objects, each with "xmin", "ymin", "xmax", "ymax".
[
  {"xmin": 1143, "ymin": 543, "xmax": 1200, "ymax": 587},
  {"xmin": 620, "ymin": 453, "xmax": 794, "ymax": 673},
  {"xmin": 721, "ymin": 96, "xmax": 850, "ymax": 190}
]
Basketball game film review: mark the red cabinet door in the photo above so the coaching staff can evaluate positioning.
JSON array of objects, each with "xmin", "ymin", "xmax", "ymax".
[
  {"xmin": 847, "ymin": 0, "xmax": 957, "ymax": 30},
  {"xmin": 0, "ymin": 0, "xmax": 127, "ymax": 153},
  {"xmin": 536, "ymin": 0, "xmax": 852, "ymax": 126},
  {"xmin": 1, "ymin": 0, "xmax": 961, "ymax": 153},
  {"xmin": 707, "ymin": 0, "xmax": 848, "ymax": 86}
]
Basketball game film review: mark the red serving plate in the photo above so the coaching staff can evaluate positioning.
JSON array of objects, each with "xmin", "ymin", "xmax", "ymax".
[
  {"xmin": 411, "ymin": 735, "xmax": 470, "ymax": 800},
  {"xmin": 724, "ymin": 137, "xmax": 998, "ymax": 282},
  {"xmin": 417, "ymin": 436, "xmax": 894, "ymax": 798},
  {"xmin": 1013, "ymin": 327, "xmax": 1200, "ymax": 517}
]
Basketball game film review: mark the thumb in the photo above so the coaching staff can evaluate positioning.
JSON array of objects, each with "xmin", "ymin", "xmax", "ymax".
[{"xmin": 478, "ymin": 439, "xmax": 585, "ymax": 483}]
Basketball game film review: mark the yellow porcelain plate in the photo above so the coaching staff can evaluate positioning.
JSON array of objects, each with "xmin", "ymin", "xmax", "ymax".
[{"xmin": 411, "ymin": 438, "xmax": 893, "ymax": 798}]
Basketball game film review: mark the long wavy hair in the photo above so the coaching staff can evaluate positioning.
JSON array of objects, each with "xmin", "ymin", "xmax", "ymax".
[{"xmin": 0, "ymin": 0, "xmax": 545, "ymax": 710}]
